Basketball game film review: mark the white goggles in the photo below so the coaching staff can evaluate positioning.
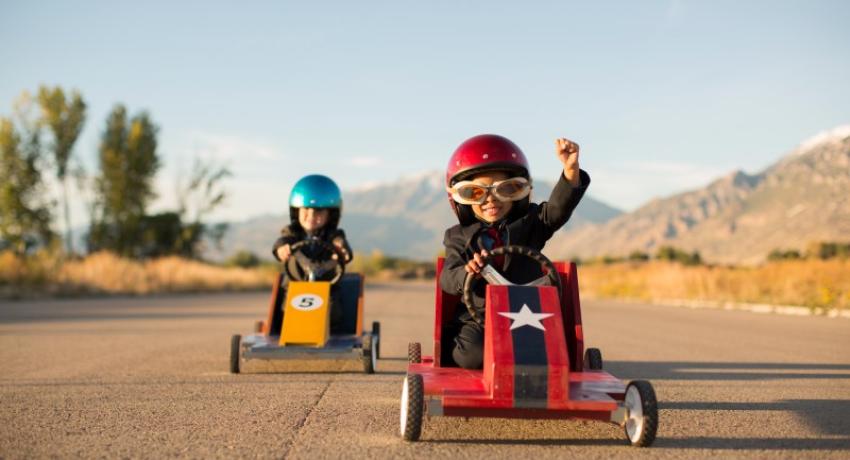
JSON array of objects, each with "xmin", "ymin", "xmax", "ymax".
[{"xmin": 447, "ymin": 177, "xmax": 532, "ymax": 205}]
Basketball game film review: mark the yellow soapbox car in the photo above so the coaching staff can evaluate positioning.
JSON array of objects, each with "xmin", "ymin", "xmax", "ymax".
[{"xmin": 229, "ymin": 239, "xmax": 380, "ymax": 373}]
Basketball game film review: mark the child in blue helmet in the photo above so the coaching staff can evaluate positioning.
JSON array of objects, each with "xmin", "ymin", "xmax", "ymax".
[
  {"xmin": 272, "ymin": 174, "xmax": 354, "ymax": 328},
  {"xmin": 272, "ymin": 174, "xmax": 353, "ymax": 265}
]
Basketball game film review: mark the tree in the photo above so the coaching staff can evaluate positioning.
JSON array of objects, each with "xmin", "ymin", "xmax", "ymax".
[
  {"xmin": 37, "ymin": 86, "xmax": 86, "ymax": 254},
  {"xmin": 104, "ymin": 156, "xmax": 231, "ymax": 259},
  {"xmin": 88, "ymin": 105, "xmax": 160, "ymax": 257},
  {"xmin": 655, "ymin": 246, "xmax": 678, "ymax": 262},
  {"xmin": 173, "ymin": 157, "xmax": 231, "ymax": 258},
  {"xmin": 207, "ymin": 222, "xmax": 229, "ymax": 252},
  {"xmin": 0, "ymin": 116, "xmax": 53, "ymax": 252},
  {"xmin": 805, "ymin": 241, "xmax": 850, "ymax": 260},
  {"xmin": 139, "ymin": 211, "xmax": 183, "ymax": 257}
]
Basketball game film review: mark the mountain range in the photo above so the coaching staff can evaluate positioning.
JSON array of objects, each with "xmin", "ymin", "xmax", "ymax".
[
  {"xmin": 213, "ymin": 125, "xmax": 850, "ymax": 265},
  {"xmin": 213, "ymin": 172, "xmax": 622, "ymax": 261},
  {"xmin": 547, "ymin": 125, "xmax": 850, "ymax": 264}
]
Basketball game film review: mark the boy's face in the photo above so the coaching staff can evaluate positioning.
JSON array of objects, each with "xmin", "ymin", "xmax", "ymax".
[
  {"xmin": 470, "ymin": 171, "xmax": 513, "ymax": 223},
  {"xmin": 299, "ymin": 207, "xmax": 329, "ymax": 232}
]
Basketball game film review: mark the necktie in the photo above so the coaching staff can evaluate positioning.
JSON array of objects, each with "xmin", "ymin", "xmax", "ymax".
[{"xmin": 485, "ymin": 227, "xmax": 506, "ymax": 269}]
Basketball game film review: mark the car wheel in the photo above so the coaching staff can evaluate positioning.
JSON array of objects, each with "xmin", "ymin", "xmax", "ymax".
[
  {"xmin": 408, "ymin": 342, "xmax": 421, "ymax": 364},
  {"xmin": 229, "ymin": 334, "xmax": 241, "ymax": 374},
  {"xmin": 372, "ymin": 321, "xmax": 381, "ymax": 359},
  {"xmin": 585, "ymin": 347, "xmax": 603, "ymax": 370},
  {"xmin": 400, "ymin": 373, "xmax": 424, "ymax": 441},
  {"xmin": 361, "ymin": 334, "xmax": 376, "ymax": 374},
  {"xmin": 624, "ymin": 380, "xmax": 658, "ymax": 447}
]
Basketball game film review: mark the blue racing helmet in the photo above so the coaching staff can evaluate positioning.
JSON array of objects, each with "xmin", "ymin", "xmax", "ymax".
[
  {"xmin": 289, "ymin": 174, "xmax": 343, "ymax": 230},
  {"xmin": 289, "ymin": 174, "xmax": 342, "ymax": 208}
]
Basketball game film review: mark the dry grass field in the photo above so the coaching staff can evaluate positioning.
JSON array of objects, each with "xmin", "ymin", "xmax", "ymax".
[
  {"xmin": 0, "ymin": 251, "xmax": 272, "ymax": 297},
  {"xmin": 578, "ymin": 259, "xmax": 850, "ymax": 310},
  {"xmin": 2, "ymin": 251, "xmax": 848, "ymax": 311}
]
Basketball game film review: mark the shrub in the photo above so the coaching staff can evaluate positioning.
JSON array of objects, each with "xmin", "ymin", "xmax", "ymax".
[
  {"xmin": 655, "ymin": 246, "xmax": 702, "ymax": 265},
  {"xmin": 227, "ymin": 250, "xmax": 261, "ymax": 268},
  {"xmin": 806, "ymin": 241, "xmax": 850, "ymax": 260},
  {"xmin": 767, "ymin": 249, "xmax": 802, "ymax": 261},
  {"xmin": 578, "ymin": 259, "xmax": 850, "ymax": 310}
]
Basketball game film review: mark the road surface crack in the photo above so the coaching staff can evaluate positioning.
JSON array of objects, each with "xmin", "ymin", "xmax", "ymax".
[{"xmin": 281, "ymin": 378, "xmax": 334, "ymax": 459}]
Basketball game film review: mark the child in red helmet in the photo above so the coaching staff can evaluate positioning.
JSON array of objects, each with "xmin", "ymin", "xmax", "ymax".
[{"xmin": 440, "ymin": 134, "xmax": 589, "ymax": 369}]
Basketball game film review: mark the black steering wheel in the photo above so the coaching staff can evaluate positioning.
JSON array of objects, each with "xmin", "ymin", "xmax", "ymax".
[
  {"xmin": 284, "ymin": 239, "xmax": 345, "ymax": 284},
  {"xmin": 462, "ymin": 245, "xmax": 562, "ymax": 325}
]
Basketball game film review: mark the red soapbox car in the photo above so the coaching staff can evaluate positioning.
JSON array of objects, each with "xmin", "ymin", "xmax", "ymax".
[{"xmin": 400, "ymin": 245, "xmax": 658, "ymax": 446}]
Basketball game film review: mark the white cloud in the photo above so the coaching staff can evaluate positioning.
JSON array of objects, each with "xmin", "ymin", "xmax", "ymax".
[
  {"xmin": 149, "ymin": 174, "xmax": 291, "ymax": 222},
  {"xmin": 628, "ymin": 160, "xmax": 727, "ymax": 178},
  {"xmin": 180, "ymin": 131, "xmax": 283, "ymax": 162},
  {"xmin": 347, "ymin": 156, "xmax": 381, "ymax": 167},
  {"xmin": 792, "ymin": 124, "xmax": 850, "ymax": 155},
  {"xmin": 148, "ymin": 131, "xmax": 293, "ymax": 222},
  {"xmin": 589, "ymin": 160, "xmax": 731, "ymax": 210}
]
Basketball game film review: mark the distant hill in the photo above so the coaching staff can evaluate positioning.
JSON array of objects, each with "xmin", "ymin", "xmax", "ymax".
[
  {"xmin": 547, "ymin": 125, "xmax": 850, "ymax": 264},
  {"xmin": 212, "ymin": 171, "xmax": 622, "ymax": 261}
]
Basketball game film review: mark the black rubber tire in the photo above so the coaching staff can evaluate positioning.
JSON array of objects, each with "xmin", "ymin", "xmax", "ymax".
[
  {"xmin": 400, "ymin": 373, "xmax": 424, "ymax": 441},
  {"xmin": 625, "ymin": 380, "xmax": 658, "ymax": 447},
  {"xmin": 361, "ymin": 334, "xmax": 376, "ymax": 374},
  {"xmin": 372, "ymin": 321, "xmax": 381, "ymax": 359},
  {"xmin": 229, "ymin": 334, "xmax": 241, "ymax": 374},
  {"xmin": 585, "ymin": 347, "xmax": 603, "ymax": 370},
  {"xmin": 408, "ymin": 342, "xmax": 421, "ymax": 364}
]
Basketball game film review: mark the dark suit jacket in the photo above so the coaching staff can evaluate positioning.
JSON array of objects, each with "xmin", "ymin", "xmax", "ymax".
[{"xmin": 439, "ymin": 169, "xmax": 590, "ymax": 319}]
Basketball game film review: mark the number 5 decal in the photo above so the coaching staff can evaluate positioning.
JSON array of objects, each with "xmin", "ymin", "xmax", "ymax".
[{"xmin": 291, "ymin": 294, "xmax": 324, "ymax": 312}]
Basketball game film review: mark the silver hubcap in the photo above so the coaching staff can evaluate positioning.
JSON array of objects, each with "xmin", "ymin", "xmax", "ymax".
[
  {"xmin": 624, "ymin": 385, "xmax": 644, "ymax": 442},
  {"xmin": 400, "ymin": 377, "xmax": 409, "ymax": 436}
]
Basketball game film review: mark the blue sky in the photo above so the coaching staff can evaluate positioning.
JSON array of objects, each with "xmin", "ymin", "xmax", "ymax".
[{"xmin": 2, "ymin": 0, "xmax": 849, "ymax": 225}]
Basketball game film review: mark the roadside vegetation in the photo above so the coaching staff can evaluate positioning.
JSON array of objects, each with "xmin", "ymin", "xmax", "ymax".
[
  {"xmin": 1, "ymin": 86, "xmax": 846, "ymax": 309},
  {"xmin": 1, "ymin": 85, "xmax": 239, "ymax": 298},
  {"xmin": 0, "ymin": 250, "xmax": 273, "ymax": 298},
  {"xmin": 577, "ymin": 243, "xmax": 850, "ymax": 310},
  {"xmin": 0, "ymin": 248, "xmax": 435, "ymax": 298},
  {"xmin": 348, "ymin": 250, "xmax": 436, "ymax": 280}
]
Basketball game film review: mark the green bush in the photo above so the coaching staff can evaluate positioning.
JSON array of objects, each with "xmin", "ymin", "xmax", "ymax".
[
  {"xmin": 628, "ymin": 250, "xmax": 650, "ymax": 262},
  {"xmin": 226, "ymin": 250, "xmax": 260, "ymax": 268},
  {"xmin": 655, "ymin": 246, "xmax": 702, "ymax": 266},
  {"xmin": 602, "ymin": 255, "xmax": 622, "ymax": 265},
  {"xmin": 767, "ymin": 248, "xmax": 802, "ymax": 261},
  {"xmin": 806, "ymin": 242, "xmax": 850, "ymax": 260},
  {"xmin": 348, "ymin": 250, "xmax": 435, "ymax": 278}
]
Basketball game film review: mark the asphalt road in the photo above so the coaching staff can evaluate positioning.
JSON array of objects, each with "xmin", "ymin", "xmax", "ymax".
[{"xmin": 2, "ymin": 282, "xmax": 849, "ymax": 459}]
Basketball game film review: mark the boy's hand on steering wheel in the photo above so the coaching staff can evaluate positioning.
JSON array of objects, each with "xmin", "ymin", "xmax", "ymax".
[
  {"xmin": 275, "ymin": 244, "xmax": 292, "ymax": 262},
  {"xmin": 332, "ymin": 237, "xmax": 351, "ymax": 262},
  {"xmin": 464, "ymin": 249, "xmax": 490, "ymax": 275},
  {"xmin": 555, "ymin": 137, "xmax": 580, "ymax": 187}
]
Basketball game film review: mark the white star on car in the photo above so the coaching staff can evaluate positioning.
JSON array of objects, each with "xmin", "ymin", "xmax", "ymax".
[{"xmin": 498, "ymin": 304, "xmax": 554, "ymax": 331}]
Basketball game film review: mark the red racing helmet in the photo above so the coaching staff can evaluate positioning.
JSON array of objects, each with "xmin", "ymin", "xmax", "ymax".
[{"xmin": 445, "ymin": 134, "xmax": 531, "ymax": 224}]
